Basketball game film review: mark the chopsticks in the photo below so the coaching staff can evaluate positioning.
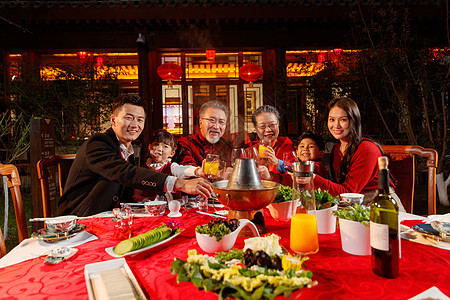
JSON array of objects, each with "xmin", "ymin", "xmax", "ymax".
[{"xmin": 195, "ymin": 211, "xmax": 227, "ymax": 219}]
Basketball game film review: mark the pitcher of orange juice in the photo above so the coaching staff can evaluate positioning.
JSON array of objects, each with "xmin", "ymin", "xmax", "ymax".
[{"xmin": 290, "ymin": 161, "xmax": 319, "ymax": 255}]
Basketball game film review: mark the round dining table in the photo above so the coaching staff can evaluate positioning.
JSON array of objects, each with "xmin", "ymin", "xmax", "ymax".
[{"xmin": 0, "ymin": 209, "xmax": 448, "ymax": 300}]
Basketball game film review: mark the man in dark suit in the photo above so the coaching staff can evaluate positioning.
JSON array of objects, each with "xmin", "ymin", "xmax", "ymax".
[{"xmin": 58, "ymin": 94, "xmax": 212, "ymax": 217}]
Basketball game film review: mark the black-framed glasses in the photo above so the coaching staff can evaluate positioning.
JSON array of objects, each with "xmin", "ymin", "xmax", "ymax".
[
  {"xmin": 256, "ymin": 122, "xmax": 278, "ymax": 130},
  {"xmin": 200, "ymin": 117, "xmax": 227, "ymax": 126}
]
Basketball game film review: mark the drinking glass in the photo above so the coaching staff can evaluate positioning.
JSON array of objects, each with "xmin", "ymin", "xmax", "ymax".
[
  {"xmin": 231, "ymin": 148, "xmax": 245, "ymax": 167},
  {"xmin": 112, "ymin": 208, "xmax": 121, "ymax": 223},
  {"xmin": 196, "ymin": 196, "xmax": 208, "ymax": 211},
  {"xmin": 204, "ymin": 154, "xmax": 225, "ymax": 180},
  {"xmin": 290, "ymin": 161, "xmax": 319, "ymax": 255},
  {"xmin": 283, "ymin": 151, "xmax": 298, "ymax": 172},
  {"xmin": 258, "ymin": 139, "xmax": 271, "ymax": 167},
  {"xmin": 120, "ymin": 204, "xmax": 133, "ymax": 227}
]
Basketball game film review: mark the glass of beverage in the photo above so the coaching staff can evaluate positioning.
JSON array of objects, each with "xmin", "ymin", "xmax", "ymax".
[
  {"xmin": 231, "ymin": 148, "xmax": 245, "ymax": 167},
  {"xmin": 283, "ymin": 151, "xmax": 298, "ymax": 172},
  {"xmin": 204, "ymin": 154, "xmax": 225, "ymax": 180},
  {"xmin": 290, "ymin": 161, "xmax": 319, "ymax": 255},
  {"xmin": 196, "ymin": 196, "xmax": 208, "ymax": 211},
  {"xmin": 112, "ymin": 208, "xmax": 121, "ymax": 223},
  {"xmin": 258, "ymin": 139, "xmax": 271, "ymax": 166},
  {"xmin": 120, "ymin": 204, "xmax": 133, "ymax": 227}
]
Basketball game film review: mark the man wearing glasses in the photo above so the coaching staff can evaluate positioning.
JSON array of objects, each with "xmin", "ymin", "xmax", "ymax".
[
  {"xmin": 175, "ymin": 100, "xmax": 232, "ymax": 167},
  {"xmin": 246, "ymin": 105, "xmax": 295, "ymax": 173}
]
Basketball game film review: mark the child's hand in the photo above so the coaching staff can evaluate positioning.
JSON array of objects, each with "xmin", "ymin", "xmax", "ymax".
[{"xmin": 195, "ymin": 159, "xmax": 207, "ymax": 178}]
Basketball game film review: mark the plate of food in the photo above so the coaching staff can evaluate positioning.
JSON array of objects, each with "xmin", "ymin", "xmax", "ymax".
[
  {"xmin": 105, "ymin": 221, "xmax": 182, "ymax": 257},
  {"xmin": 171, "ymin": 234, "xmax": 316, "ymax": 300},
  {"xmin": 31, "ymin": 224, "xmax": 86, "ymax": 243}
]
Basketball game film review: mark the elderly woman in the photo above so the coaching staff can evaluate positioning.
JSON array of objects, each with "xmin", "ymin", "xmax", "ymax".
[{"xmin": 245, "ymin": 105, "xmax": 295, "ymax": 173}]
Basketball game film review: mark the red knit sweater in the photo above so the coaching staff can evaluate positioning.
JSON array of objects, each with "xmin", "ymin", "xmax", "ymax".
[{"xmin": 314, "ymin": 140, "xmax": 381, "ymax": 196}]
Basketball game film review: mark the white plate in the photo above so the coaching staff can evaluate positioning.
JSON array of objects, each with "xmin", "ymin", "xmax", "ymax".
[
  {"xmin": 84, "ymin": 258, "xmax": 147, "ymax": 300},
  {"xmin": 105, "ymin": 231, "xmax": 183, "ymax": 258}
]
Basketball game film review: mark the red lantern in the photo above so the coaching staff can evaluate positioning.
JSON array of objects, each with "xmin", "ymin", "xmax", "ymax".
[
  {"xmin": 239, "ymin": 63, "xmax": 263, "ymax": 88},
  {"xmin": 206, "ymin": 50, "xmax": 215, "ymax": 61},
  {"xmin": 78, "ymin": 51, "xmax": 88, "ymax": 60},
  {"xmin": 95, "ymin": 56, "xmax": 104, "ymax": 67},
  {"xmin": 157, "ymin": 63, "xmax": 183, "ymax": 88},
  {"xmin": 333, "ymin": 48, "xmax": 343, "ymax": 56},
  {"xmin": 318, "ymin": 53, "xmax": 326, "ymax": 63}
]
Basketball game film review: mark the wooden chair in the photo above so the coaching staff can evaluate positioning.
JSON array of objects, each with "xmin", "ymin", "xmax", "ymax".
[
  {"xmin": 0, "ymin": 163, "xmax": 28, "ymax": 242},
  {"xmin": 36, "ymin": 154, "xmax": 76, "ymax": 218},
  {"xmin": 381, "ymin": 145, "xmax": 438, "ymax": 215},
  {"xmin": 0, "ymin": 225, "xmax": 6, "ymax": 258}
]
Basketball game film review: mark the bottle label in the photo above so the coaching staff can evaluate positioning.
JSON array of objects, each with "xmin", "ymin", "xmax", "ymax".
[{"xmin": 370, "ymin": 221, "xmax": 389, "ymax": 251}]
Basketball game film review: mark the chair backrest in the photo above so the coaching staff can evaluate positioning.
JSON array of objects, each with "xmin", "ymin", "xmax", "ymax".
[
  {"xmin": 36, "ymin": 154, "xmax": 76, "ymax": 218},
  {"xmin": 0, "ymin": 225, "xmax": 6, "ymax": 258},
  {"xmin": 381, "ymin": 145, "xmax": 438, "ymax": 215},
  {"xmin": 0, "ymin": 163, "xmax": 28, "ymax": 242}
]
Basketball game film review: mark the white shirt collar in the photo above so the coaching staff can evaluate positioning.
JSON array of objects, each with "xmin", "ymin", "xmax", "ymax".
[{"xmin": 115, "ymin": 135, "xmax": 134, "ymax": 161}]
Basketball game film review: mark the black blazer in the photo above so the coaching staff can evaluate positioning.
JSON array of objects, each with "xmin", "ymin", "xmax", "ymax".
[{"xmin": 58, "ymin": 128, "xmax": 169, "ymax": 217}]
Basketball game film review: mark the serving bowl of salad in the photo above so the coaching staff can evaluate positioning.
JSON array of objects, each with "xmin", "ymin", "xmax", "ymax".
[{"xmin": 195, "ymin": 219, "xmax": 259, "ymax": 253}]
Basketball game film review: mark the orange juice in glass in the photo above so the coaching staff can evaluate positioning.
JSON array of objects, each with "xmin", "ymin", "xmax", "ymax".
[
  {"xmin": 204, "ymin": 161, "xmax": 219, "ymax": 179},
  {"xmin": 204, "ymin": 154, "xmax": 222, "ymax": 180},
  {"xmin": 290, "ymin": 213, "xmax": 319, "ymax": 254},
  {"xmin": 258, "ymin": 139, "xmax": 271, "ymax": 158}
]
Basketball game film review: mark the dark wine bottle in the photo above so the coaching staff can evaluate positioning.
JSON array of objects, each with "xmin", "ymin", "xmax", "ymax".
[{"xmin": 370, "ymin": 156, "xmax": 399, "ymax": 278}]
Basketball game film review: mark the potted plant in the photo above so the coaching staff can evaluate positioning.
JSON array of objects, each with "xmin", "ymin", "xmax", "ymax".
[
  {"xmin": 268, "ymin": 185, "xmax": 298, "ymax": 222},
  {"xmin": 315, "ymin": 188, "xmax": 339, "ymax": 234},
  {"xmin": 333, "ymin": 204, "xmax": 371, "ymax": 256}
]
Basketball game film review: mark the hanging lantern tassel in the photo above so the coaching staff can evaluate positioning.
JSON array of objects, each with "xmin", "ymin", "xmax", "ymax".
[
  {"xmin": 157, "ymin": 63, "xmax": 183, "ymax": 89},
  {"xmin": 239, "ymin": 63, "xmax": 263, "ymax": 88}
]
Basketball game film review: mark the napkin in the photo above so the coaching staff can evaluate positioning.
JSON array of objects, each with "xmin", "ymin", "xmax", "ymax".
[
  {"xmin": 409, "ymin": 286, "xmax": 450, "ymax": 300},
  {"xmin": 0, "ymin": 231, "xmax": 98, "ymax": 269},
  {"xmin": 400, "ymin": 212, "xmax": 450, "ymax": 251}
]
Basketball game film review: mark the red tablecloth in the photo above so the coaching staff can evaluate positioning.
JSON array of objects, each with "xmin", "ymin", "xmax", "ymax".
[{"xmin": 0, "ymin": 210, "xmax": 448, "ymax": 300}]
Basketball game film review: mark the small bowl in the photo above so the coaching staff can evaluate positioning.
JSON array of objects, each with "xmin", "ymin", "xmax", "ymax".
[
  {"xmin": 195, "ymin": 219, "xmax": 259, "ymax": 253},
  {"xmin": 45, "ymin": 215, "xmax": 77, "ymax": 233},
  {"xmin": 144, "ymin": 200, "xmax": 167, "ymax": 216},
  {"xmin": 339, "ymin": 193, "xmax": 364, "ymax": 206}
]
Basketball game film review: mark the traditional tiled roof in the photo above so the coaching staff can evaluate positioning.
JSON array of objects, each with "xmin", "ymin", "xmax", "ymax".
[{"xmin": 0, "ymin": 0, "xmax": 443, "ymax": 8}]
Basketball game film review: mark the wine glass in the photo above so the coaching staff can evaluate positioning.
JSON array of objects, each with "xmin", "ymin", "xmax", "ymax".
[
  {"xmin": 283, "ymin": 151, "xmax": 298, "ymax": 172},
  {"xmin": 231, "ymin": 148, "xmax": 245, "ymax": 167},
  {"xmin": 244, "ymin": 147, "xmax": 261, "ymax": 165}
]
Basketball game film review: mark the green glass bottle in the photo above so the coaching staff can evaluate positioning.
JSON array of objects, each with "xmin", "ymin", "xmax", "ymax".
[{"xmin": 370, "ymin": 156, "xmax": 399, "ymax": 278}]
